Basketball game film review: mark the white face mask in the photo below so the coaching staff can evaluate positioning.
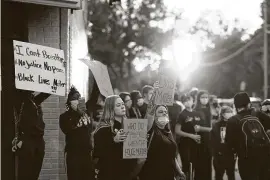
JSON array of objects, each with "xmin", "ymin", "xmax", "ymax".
[
  {"xmin": 200, "ymin": 99, "xmax": 208, "ymax": 105},
  {"xmin": 156, "ymin": 116, "xmax": 169, "ymax": 128},
  {"xmin": 137, "ymin": 98, "xmax": 144, "ymax": 106}
]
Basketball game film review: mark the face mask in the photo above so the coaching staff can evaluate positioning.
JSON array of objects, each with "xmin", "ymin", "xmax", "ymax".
[
  {"xmin": 200, "ymin": 99, "xmax": 208, "ymax": 105},
  {"xmin": 137, "ymin": 98, "xmax": 144, "ymax": 106},
  {"xmin": 156, "ymin": 116, "xmax": 169, "ymax": 127},
  {"xmin": 70, "ymin": 100, "xmax": 79, "ymax": 111}
]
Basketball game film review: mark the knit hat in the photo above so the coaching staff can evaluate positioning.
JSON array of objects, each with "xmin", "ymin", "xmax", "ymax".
[
  {"xmin": 234, "ymin": 92, "xmax": 250, "ymax": 108},
  {"xmin": 262, "ymin": 99, "xmax": 270, "ymax": 106}
]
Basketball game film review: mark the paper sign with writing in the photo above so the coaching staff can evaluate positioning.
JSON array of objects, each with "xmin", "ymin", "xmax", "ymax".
[
  {"xmin": 154, "ymin": 69, "xmax": 176, "ymax": 105},
  {"xmin": 123, "ymin": 119, "xmax": 148, "ymax": 159},
  {"xmin": 80, "ymin": 59, "xmax": 113, "ymax": 97},
  {"xmin": 13, "ymin": 40, "xmax": 66, "ymax": 96}
]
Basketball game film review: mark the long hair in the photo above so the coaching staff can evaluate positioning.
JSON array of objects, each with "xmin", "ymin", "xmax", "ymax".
[
  {"xmin": 195, "ymin": 90, "xmax": 212, "ymax": 127},
  {"xmin": 99, "ymin": 95, "xmax": 120, "ymax": 125},
  {"xmin": 195, "ymin": 90, "xmax": 210, "ymax": 110}
]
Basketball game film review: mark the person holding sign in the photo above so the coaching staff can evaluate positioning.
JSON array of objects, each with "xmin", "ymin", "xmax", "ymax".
[
  {"xmin": 59, "ymin": 86, "xmax": 92, "ymax": 180},
  {"xmin": 139, "ymin": 82, "xmax": 186, "ymax": 180},
  {"xmin": 12, "ymin": 89, "xmax": 51, "ymax": 180},
  {"xmin": 93, "ymin": 95, "xmax": 137, "ymax": 180}
]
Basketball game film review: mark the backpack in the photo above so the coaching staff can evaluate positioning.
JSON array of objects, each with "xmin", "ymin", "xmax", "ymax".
[{"xmin": 238, "ymin": 113, "xmax": 270, "ymax": 157}]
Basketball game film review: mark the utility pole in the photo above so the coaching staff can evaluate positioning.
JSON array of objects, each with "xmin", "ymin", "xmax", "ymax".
[{"xmin": 263, "ymin": 0, "xmax": 269, "ymax": 99}]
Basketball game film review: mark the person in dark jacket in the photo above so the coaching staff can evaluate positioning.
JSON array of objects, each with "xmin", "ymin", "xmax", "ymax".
[
  {"xmin": 225, "ymin": 92, "xmax": 270, "ymax": 180},
  {"xmin": 93, "ymin": 95, "xmax": 137, "ymax": 180},
  {"xmin": 119, "ymin": 92, "xmax": 132, "ymax": 118},
  {"xmin": 194, "ymin": 90, "xmax": 213, "ymax": 180},
  {"xmin": 129, "ymin": 90, "xmax": 144, "ymax": 119},
  {"xmin": 211, "ymin": 106, "xmax": 235, "ymax": 180},
  {"xmin": 168, "ymin": 93, "xmax": 183, "ymax": 138},
  {"xmin": 261, "ymin": 99, "xmax": 270, "ymax": 136},
  {"xmin": 59, "ymin": 86, "xmax": 92, "ymax": 180},
  {"xmin": 140, "ymin": 85, "xmax": 154, "ymax": 118},
  {"xmin": 12, "ymin": 90, "xmax": 50, "ymax": 180},
  {"xmin": 175, "ymin": 94, "xmax": 201, "ymax": 179},
  {"xmin": 139, "ymin": 105, "xmax": 185, "ymax": 180}
]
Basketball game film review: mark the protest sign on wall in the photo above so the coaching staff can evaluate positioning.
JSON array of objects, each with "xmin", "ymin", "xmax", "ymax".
[
  {"xmin": 154, "ymin": 68, "xmax": 176, "ymax": 105},
  {"xmin": 13, "ymin": 40, "xmax": 66, "ymax": 96},
  {"xmin": 80, "ymin": 59, "xmax": 113, "ymax": 97},
  {"xmin": 123, "ymin": 119, "xmax": 148, "ymax": 159}
]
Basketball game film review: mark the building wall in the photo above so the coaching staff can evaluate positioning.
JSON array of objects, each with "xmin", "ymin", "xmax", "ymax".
[
  {"xmin": 27, "ymin": 5, "xmax": 68, "ymax": 180},
  {"xmin": 26, "ymin": 2, "xmax": 89, "ymax": 179}
]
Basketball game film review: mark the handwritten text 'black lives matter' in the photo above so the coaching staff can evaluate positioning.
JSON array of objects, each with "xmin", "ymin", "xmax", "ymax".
[{"xmin": 155, "ymin": 74, "xmax": 175, "ymax": 105}]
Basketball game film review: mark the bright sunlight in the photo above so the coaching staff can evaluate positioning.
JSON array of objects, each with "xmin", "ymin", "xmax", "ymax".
[{"xmin": 162, "ymin": 38, "xmax": 200, "ymax": 82}]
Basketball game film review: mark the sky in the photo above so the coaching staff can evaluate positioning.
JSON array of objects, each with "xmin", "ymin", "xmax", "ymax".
[
  {"xmin": 165, "ymin": 0, "xmax": 263, "ymax": 35},
  {"xmin": 134, "ymin": 0, "xmax": 264, "ymax": 75}
]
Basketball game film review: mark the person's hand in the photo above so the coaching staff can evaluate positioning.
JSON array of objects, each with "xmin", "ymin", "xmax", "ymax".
[
  {"xmin": 76, "ymin": 114, "xmax": 91, "ymax": 127},
  {"xmin": 77, "ymin": 119, "xmax": 83, "ymax": 127},
  {"xmin": 12, "ymin": 138, "xmax": 23, "ymax": 152},
  {"xmin": 82, "ymin": 114, "xmax": 91, "ymax": 125},
  {"xmin": 267, "ymin": 130, "xmax": 270, "ymax": 136},
  {"xmin": 178, "ymin": 170, "xmax": 186, "ymax": 180},
  {"xmin": 194, "ymin": 125, "xmax": 201, "ymax": 133},
  {"xmin": 190, "ymin": 134, "xmax": 201, "ymax": 144},
  {"xmin": 153, "ymin": 81, "xmax": 159, "ymax": 89},
  {"xmin": 114, "ymin": 129, "xmax": 128, "ymax": 143}
]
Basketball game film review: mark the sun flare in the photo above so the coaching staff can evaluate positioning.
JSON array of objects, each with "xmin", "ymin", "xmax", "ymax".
[{"xmin": 162, "ymin": 38, "xmax": 200, "ymax": 82}]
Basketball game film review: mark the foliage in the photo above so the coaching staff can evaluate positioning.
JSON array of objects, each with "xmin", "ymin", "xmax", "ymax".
[
  {"xmin": 188, "ymin": 13, "xmax": 264, "ymax": 98},
  {"xmin": 87, "ymin": 0, "xmax": 180, "ymax": 90}
]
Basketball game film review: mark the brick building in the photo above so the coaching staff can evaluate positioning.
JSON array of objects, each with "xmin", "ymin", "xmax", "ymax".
[{"xmin": 2, "ymin": 0, "xmax": 91, "ymax": 179}]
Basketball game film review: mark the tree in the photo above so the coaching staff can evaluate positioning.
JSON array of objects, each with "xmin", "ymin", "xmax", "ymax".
[
  {"xmin": 87, "ymin": 0, "xmax": 181, "ymax": 90},
  {"xmin": 188, "ymin": 13, "xmax": 258, "ymax": 98}
]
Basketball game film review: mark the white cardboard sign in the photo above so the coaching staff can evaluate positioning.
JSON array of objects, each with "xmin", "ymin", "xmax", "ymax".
[
  {"xmin": 80, "ymin": 59, "xmax": 114, "ymax": 97},
  {"xmin": 13, "ymin": 40, "xmax": 66, "ymax": 96},
  {"xmin": 123, "ymin": 119, "xmax": 148, "ymax": 159}
]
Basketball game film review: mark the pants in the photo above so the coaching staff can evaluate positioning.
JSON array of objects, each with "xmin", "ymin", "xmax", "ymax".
[
  {"xmin": 66, "ymin": 151, "xmax": 93, "ymax": 180},
  {"xmin": 213, "ymin": 154, "xmax": 235, "ymax": 180},
  {"xmin": 178, "ymin": 143, "xmax": 197, "ymax": 177},
  {"xmin": 194, "ymin": 144, "xmax": 212, "ymax": 180},
  {"xmin": 238, "ymin": 153, "xmax": 270, "ymax": 180},
  {"xmin": 18, "ymin": 137, "xmax": 45, "ymax": 180}
]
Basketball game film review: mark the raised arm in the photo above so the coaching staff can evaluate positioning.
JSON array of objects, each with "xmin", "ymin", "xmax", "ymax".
[
  {"xmin": 145, "ymin": 86, "xmax": 157, "ymax": 131},
  {"xmin": 34, "ymin": 93, "xmax": 51, "ymax": 105}
]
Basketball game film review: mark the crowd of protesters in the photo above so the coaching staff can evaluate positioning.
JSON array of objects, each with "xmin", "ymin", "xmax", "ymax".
[{"xmin": 11, "ymin": 79, "xmax": 270, "ymax": 180}]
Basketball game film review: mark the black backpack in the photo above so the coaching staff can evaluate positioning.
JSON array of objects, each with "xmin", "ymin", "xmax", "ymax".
[{"xmin": 238, "ymin": 114, "xmax": 270, "ymax": 157}]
